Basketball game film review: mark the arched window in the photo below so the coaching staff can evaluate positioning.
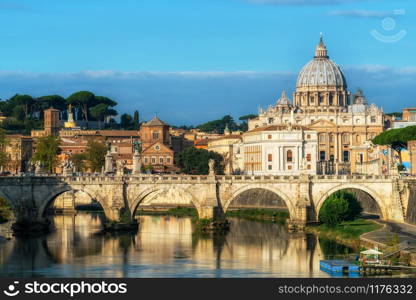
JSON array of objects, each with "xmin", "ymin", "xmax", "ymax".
[
  {"xmin": 287, "ymin": 150, "xmax": 293, "ymax": 162},
  {"xmin": 342, "ymin": 133, "xmax": 349, "ymax": 143}
]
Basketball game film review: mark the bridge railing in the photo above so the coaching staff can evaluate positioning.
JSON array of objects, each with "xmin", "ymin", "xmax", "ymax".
[{"xmin": 0, "ymin": 172, "xmax": 404, "ymax": 184}]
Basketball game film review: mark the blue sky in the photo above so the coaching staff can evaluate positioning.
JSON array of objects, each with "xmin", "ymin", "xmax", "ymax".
[{"xmin": 0, "ymin": 0, "xmax": 415, "ymax": 125}]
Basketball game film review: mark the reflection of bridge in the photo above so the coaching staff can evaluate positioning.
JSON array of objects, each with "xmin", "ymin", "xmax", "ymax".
[{"xmin": 0, "ymin": 174, "xmax": 415, "ymax": 229}]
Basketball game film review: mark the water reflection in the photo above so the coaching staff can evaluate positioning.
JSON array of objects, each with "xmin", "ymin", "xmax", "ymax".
[{"xmin": 0, "ymin": 212, "xmax": 349, "ymax": 278}]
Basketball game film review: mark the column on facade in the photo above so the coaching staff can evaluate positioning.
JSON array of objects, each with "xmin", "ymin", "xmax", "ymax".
[
  {"xmin": 297, "ymin": 146, "xmax": 301, "ymax": 170},
  {"xmin": 335, "ymin": 133, "xmax": 339, "ymax": 161},
  {"xmin": 338, "ymin": 133, "xmax": 343, "ymax": 162},
  {"xmin": 279, "ymin": 146, "xmax": 284, "ymax": 171},
  {"xmin": 326, "ymin": 132, "xmax": 330, "ymax": 161}
]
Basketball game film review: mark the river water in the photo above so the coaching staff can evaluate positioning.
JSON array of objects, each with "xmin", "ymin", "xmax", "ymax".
[{"xmin": 0, "ymin": 212, "xmax": 354, "ymax": 278}]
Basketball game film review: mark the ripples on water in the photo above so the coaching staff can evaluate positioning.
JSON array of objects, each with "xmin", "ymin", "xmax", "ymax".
[{"xmin": 0, "ymin": 212, "xmax": 353, "ymax": 278}]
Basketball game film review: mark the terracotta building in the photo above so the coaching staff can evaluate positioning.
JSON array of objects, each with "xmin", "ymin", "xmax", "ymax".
[
  {"xmin": 194, "ymin": 138, "xmax": 209, "ymax": 149},
  {"xmin": 4, "ymin": 135, "xmax": 33, "ymax": 173},
  {"xmin": 393, "ymin": 107, "xmax": 416, "ymax": 129},
  {"xmin": 32, "ymin": 108, "xmax": 61, "ymax": 137},
  {"xmin": 409, "ymin": 140, "xmax": 416, "ymax": 176},
  {"xmin": 403, "ymin": 108, "xmax": 416, "ymax": 122},
  {"xmin": 140, "ymin": 117, "xmax": 176, "ymax": 173}
]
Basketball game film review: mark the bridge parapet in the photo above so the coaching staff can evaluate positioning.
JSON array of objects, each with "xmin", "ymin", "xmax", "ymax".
[{"xmin": 0, "ymin": 173, "xmax": 414, "ymax": 233}]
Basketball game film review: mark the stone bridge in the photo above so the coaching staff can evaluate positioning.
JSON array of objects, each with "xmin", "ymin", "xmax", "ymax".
[{"xmin": 0, "ymin": 174, "xmax": 415, "ymax": 230}]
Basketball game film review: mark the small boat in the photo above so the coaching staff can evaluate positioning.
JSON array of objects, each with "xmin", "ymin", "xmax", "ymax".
[{"xmin": 320, "ymin": 260, "xmax": 360, "ymax": 276}]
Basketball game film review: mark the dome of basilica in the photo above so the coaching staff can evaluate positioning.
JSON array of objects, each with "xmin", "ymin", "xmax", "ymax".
[{"xmin": 296, "ymin": 36, "xmax": 347, "ymax": 89}]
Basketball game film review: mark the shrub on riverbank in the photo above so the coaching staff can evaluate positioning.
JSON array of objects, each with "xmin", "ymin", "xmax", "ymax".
[
  {"xmin": 0, "ymin": 198, "xmax": 12, "ymax": 223},
  {"xmin": 226, "ymin": 209, "xmax": 289, "ymax": 223},
  {"xmin": 319, "ymin": 191, "xmax": 362, "ymax": 226},
  {"xmin": 307, "ymin": 219, "xmax": 382, "ymax": 244},
  {"xmin": 136, "ymin": 207, "xmax": 198, "ymax": 218}
]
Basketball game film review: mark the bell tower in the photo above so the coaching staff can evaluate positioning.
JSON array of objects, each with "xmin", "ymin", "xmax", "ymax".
[{"xmin": 44, "ymin": 108, "xmax": 60, "ymax": 136}]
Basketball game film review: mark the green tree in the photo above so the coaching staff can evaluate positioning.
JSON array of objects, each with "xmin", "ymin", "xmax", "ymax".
[
  {"xmin": 120, "ymin": 113, "xmax": 133, "ymax": 129},
  {"xmin": 0, "ymin": 197, "xmax": 12, "ymax": 223},
  {"xmin": 239, "ymin": 114, "xmax": 257, "ymax": 122},
  {"xmin": 177, "ymin": 147, "xmax": 224, "ymax": 175},
  {"xmin": 85, "ymin": 140, "xmax": 107, "ymax": 172},
  {"xmin": 69, "ymin": 153, "xmax": 86, "ymax": 172},
  {"xmin": 12, "ymin": 105, "xmax": 26, "ymax": 121},
  {"xmin": 373, "ymin": 126, "xmax": 416, "ymax": 164},
  {"xmin": 67, "ymin": 91, "xmax": 96, "ymax": 123},
  {"xmin": 9, "ymin": 94, "xmax": 34, "ymax": 119},
  {"xmin": 319, "ymin": 191, "xmax": 363, "ymax": 226},
  {"xmin": 36, "ymin": 95, "xmax": 67, "ymax": 119},
  {"xmin": 95, "ymin": 95, "xmax": 117, "ymax": 107},
  {"xmin": 385, "ymin": 112, "xmax": 403, "ymax": 119},
  {"xmin": 90, "ymin": 103, "xmax": 117, "ymax": 122},
  {"xmin": 197, "ymin": 115, "xmax": 237, "ymax": 133},
  {"xmin": 133, "ymin": 110, "xmax": 139, "ymax": 130},
  {"xmin": 0, "ymin": 129, "xmax": 9, "ymax": 168},
  {"xmin": 32, "ymin": 136, "xmax": 61, "ymax": 173}
]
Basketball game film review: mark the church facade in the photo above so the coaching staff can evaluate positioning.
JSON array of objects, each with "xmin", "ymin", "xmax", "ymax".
[{"xmin": 248, "ymin": 36, "xmax": 385, "ymax": 170}]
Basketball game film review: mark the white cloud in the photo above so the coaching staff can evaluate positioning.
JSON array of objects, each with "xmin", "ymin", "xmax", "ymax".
[
  {"xmin": 0, "ymin": 68, "xmax": 414, "ymax": 124},
  {"xmin": 244, "ymin": 0, "xmax": 376, "ymax": 5},
  {"xmin": 0, "ymin": 2, "xmax": 30, "ymax": 11},
  {"xmin": 328, "ymin": 9, "xmax": 392, "ymax": 18}
]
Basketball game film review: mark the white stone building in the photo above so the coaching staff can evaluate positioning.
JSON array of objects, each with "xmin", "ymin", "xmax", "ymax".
[
  {"xmin": 242, "ymin": 124, "xmax": 318, "ymax": 175},
  {"xmin": 248, "ymin": 37, "xmax": 385, "ymax": 171}
]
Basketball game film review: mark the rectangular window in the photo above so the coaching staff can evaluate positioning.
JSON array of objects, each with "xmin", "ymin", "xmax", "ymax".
[
  {"xmin": 151, "ymin": 157, "xmax": 156, "ymax": 164},
  {"xmin": 371, "ymin": 116, "xmax": 376, "ymax": 123},
  {"xmin": 268, "ymin": 165, "xmax": 272, "ymax": 170},
  {"xmin": 319, "ymin": 151, "xmax": 326, "ymax": 161},
  {"xmin": 306, "ymin": 154, "xmax": 311, "ymax": 162},
  {"xmin": 152, "ymin": 132, "xmax": 159, "ymax": 139},
  {"xmin": 144, "ymin": 157, "xmax": 149, "ymax": 164},
  {"xmin": 307, "ymin": 164, "xmax": 311, "ymax": 170},
  {"xmin": 343, "ymin": 151, "xmax": 349, "ymax": 162},
  {"xmin": 268, "ymin": 154, "xmax": 273, "ymax": 162},
  {"xmin": 167, "ymin": 157, "xmax": 171, "ymax": 164},
  {"xmin": 159, "ymin": 157, "xmax": 164, "ymax": 164},
  {"xmin": 286, "ymin": 150, "xmax": 293, "ymax": 162}
]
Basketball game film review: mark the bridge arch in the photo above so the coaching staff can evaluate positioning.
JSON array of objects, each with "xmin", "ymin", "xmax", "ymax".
[
  {"xmin": 223, "ymin": 185, "xmax": 296, "ymax": 218},
  {"xmin": 315, "ymin": 184, "xmax": 386, "ymax": 219},
  {"xmin": 0, "ymin": 189, "xmax": 16, "ymax": 210},
  {"xmin": 38, "ymin": 186, "xmax": 111, "ymax": 220},
  {"xmin": 129, "ymin": 186, "xmax": 201, "ymax": 217}
]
